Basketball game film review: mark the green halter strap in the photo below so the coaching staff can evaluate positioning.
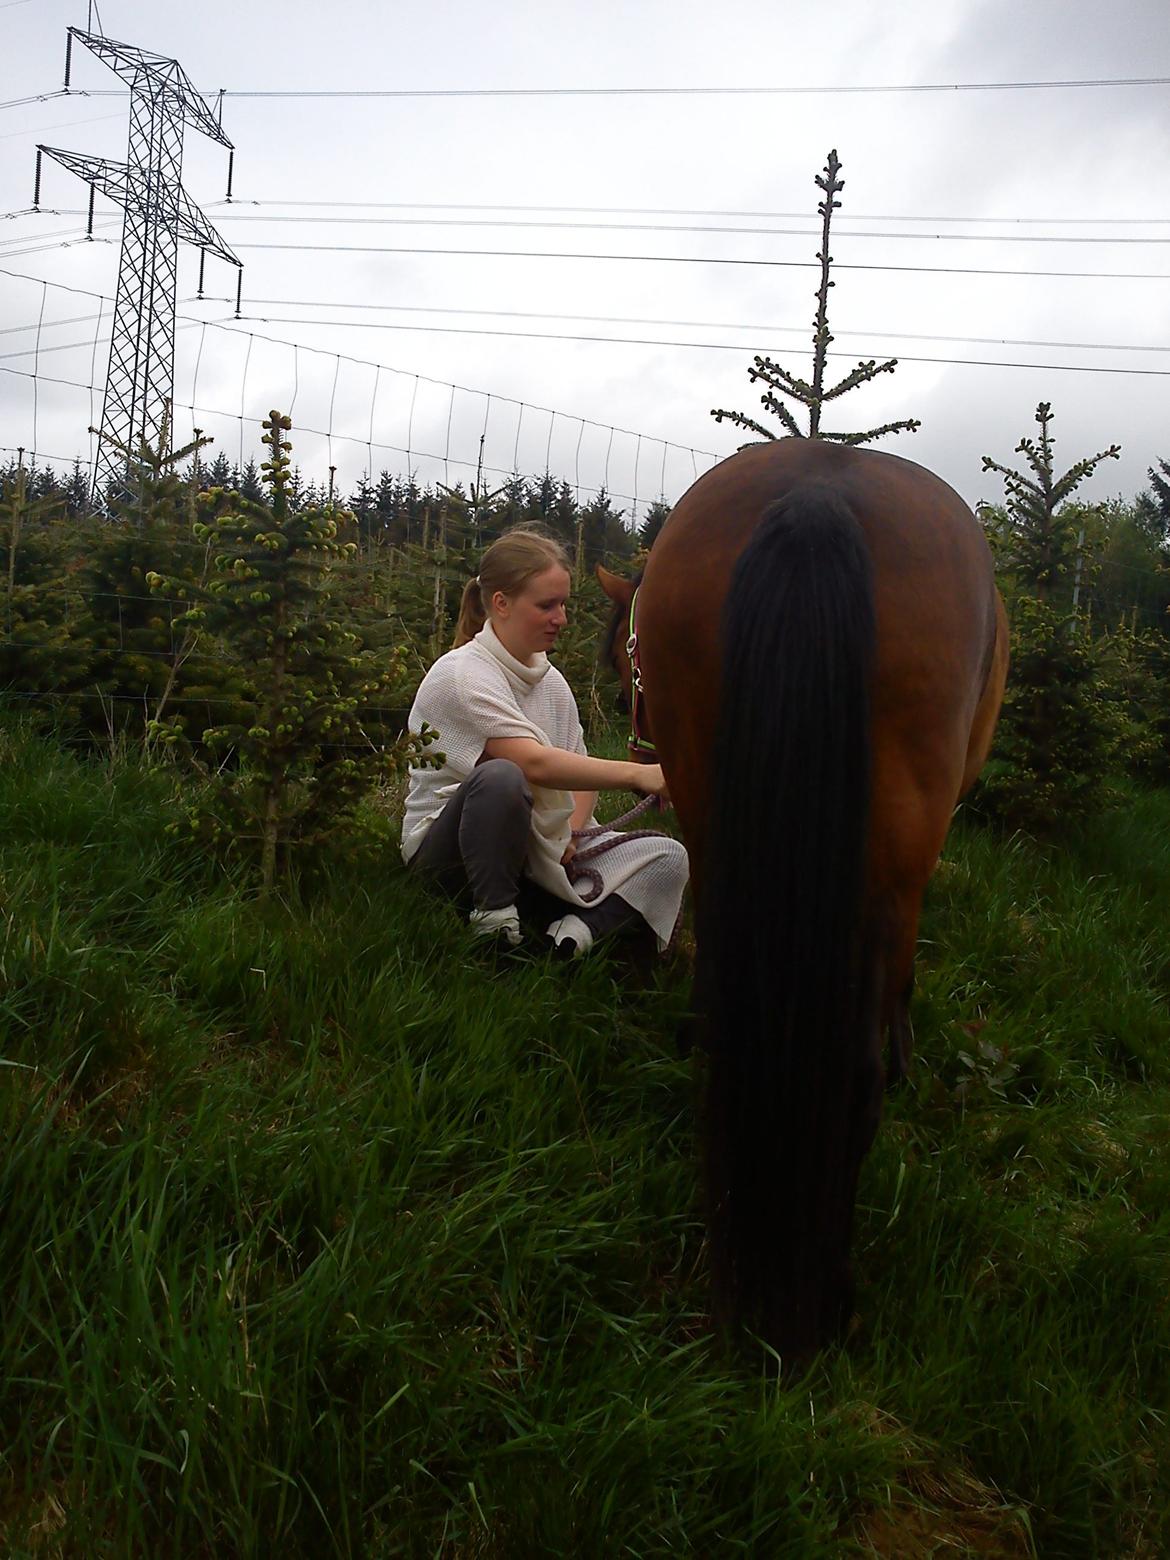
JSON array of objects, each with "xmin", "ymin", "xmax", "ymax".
[{"xmin": 625, "ymin": 587, "xmax": 657, "ymax": 758}]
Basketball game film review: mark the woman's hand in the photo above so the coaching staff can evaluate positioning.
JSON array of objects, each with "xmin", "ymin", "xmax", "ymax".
[{"xmin": 630, "ymin": 763, "xmax": 670, "ymax": 804}]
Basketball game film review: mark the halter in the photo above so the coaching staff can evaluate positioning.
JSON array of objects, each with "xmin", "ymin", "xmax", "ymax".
[{"xmin": 624, "ymin": 586, "xmax": 657, "ymax": 759}]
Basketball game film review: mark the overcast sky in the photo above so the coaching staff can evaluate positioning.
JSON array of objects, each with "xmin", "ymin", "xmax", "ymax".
[{"xmin": 2, "ymin": 0, "xmax": 1168, "ymax": 519}]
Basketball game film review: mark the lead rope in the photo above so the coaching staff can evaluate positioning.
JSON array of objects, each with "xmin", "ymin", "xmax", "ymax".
[
  {"xmin": 562, "ymin": 585, "xmax": 680, "ymax": 944},
  {"xmin": 565, "ymin": 795, "xmax": 667, "ymax": 903}
]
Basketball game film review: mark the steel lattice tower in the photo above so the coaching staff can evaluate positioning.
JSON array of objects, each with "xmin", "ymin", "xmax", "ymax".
[{"xmin": 36, "ymin": 29, "xmax": 240, "ymax": 501}]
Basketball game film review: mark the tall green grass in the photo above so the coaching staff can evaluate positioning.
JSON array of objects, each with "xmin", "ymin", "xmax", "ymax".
[{"xmin": 1, "ymin": 719, "xmax": 1167, "ymax": 1555}]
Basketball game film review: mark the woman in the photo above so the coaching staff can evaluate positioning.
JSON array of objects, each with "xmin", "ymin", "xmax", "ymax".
[{"xmin": 401, "ymin": 527, "xmax": 689, "ymax": 957}]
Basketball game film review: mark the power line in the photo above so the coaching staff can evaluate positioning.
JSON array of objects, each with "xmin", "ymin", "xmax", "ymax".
[
  {"xmin": 6, "ymin": 218, "xmax": 1168, "ymax": 280},
  {"xmin": 221, "ymin": 312, "xmax": 1170, "ymax": 378},
  {"xmin": 0, "ymin": 218, "xmax": 117, "ymax": 247},
  {"xmin": 185, "ymin": 294, "xmax": 1170, "ymax": 356},
  {"xmin": 230, "ymin": 239, "xmax": 1170, "ymax": 283},
  {"xmin": 25, "ymin": 203, "xmax": 1170, "ymax": 246},
  {"xmin": 6, "ymin": 299, "xmax": 1168, "ymax": 379},
  {"xmin": 0, "ymin": 109, "xmax": 125, "ymax": 141},
  {"xmin": 208, "ymin": 198, "xmax": 1170, "ymax": 228},
  {"xmin": 0, "ymin": 234, "xmax": 115, "ymax": 259},
  {"xmin": 202, "ymin": 211, "xmax": 1170, "ymax": 245},
  {"xmin": 0, "ymin": 90, "xmax": 72, "ymax": 112},
  {"xmin": 45, "ymin": 76, "xmax": 1170, "ymax": 98},
  {"xmin": 2, "ymin": 272, "xmax": 1167, "ymax": 387},
  {"xmin": 13, "ymin": 190, "xmax": 1170, "ymax": 231}
]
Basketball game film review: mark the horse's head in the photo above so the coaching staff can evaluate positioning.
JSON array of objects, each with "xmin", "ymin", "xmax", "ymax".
[
  {"xmin": 595, "ymin": 564, "xmax": 634, "ymax": 695},
  {"xmin": 596, "ymin": 563, "xmax": 655, "ymax": 757}
]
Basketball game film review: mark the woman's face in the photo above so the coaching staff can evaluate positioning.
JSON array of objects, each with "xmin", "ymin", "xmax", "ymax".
[{"xmin": 491, "ymin": 564, "xmax": 571, "ymax": 663}]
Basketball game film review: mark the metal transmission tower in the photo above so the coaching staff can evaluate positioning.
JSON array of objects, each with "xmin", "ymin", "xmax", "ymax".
[{"xmin": 35, "ymin": 28, "xmax": 240, "ymax": 501}]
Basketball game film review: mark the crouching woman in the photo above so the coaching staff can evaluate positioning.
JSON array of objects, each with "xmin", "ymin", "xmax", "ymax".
[{"xmin": 401, "ymin": 527, "xmax": 688, "ymax": 957}]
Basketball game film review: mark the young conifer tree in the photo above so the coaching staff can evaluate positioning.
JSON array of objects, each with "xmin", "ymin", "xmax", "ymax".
[
  {"xmin": 73, "ymin": 412, "xmax": 218, "ymax": 737},
  {"xmin": 712, "ymin": 150, "xmax": 921, "ymax": 445},
  {"xmin": 149, "ymin": 411, "xmax": 439, "ymax": 890},
  {"xmin": 979, "ymin": 401, "xmax": 1123, "ymax": 830},
  {"xmin": 0, "ymin": 465, "xmax": 82, "ymax": 705},
  {"xmin": 1146, "ymin": 458, "xmax": 1170, "ymax": 531}
]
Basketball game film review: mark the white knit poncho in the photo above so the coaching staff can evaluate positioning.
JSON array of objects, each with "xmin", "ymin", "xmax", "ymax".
[{"xmin": 401, "ymin": 621, "xmax": 688, "ymax": 947}]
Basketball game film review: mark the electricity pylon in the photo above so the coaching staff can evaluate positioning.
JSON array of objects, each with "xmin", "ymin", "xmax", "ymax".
[{"xmin": 35, "ymin": 28, "xmax": 240, "ymax": 503}]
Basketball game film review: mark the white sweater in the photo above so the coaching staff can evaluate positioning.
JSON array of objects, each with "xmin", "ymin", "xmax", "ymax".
[{"xmin": 401, "ymin": 622, "xmax": 688, "ymax": 946}]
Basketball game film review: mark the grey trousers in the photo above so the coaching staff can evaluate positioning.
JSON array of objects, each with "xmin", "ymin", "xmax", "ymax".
[{"xmin": 409, "ymin": 758, "xmax": 641, "ymax": 940}]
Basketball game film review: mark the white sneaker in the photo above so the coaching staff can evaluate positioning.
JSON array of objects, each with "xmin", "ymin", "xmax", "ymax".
[
  {"xmin": 469, "ymin": 905, "xmax": 522, "ymax": 947},
  {"xmin": 546, "ymin": 914, "xmax": 594, "ymax": 959}
]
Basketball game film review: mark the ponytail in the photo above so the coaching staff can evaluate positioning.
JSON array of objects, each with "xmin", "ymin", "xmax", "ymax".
[{"xmin": 453, "ymin": 577, "xmax": 486, "ymax": 647}]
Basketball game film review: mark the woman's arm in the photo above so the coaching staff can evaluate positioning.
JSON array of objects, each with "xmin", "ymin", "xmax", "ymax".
[
  {"xmin": 570, "ymin": 790, "xmax": 598, "ymax": 832},
  {"xmin": 482, "ymin": 736, "xmax": 669, "ymax": 799},
  {"xmin": 560, "ymin": 789, "xmax": 599, "ymax": 863}
]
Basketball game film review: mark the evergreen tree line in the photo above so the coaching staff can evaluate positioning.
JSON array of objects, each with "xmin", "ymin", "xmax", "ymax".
[
  {"xmin": 0, "ymin": 453, "xmax": 673, "ymax": 557},
  {"xmin": 0, "ymin": 434, "xmax": 660, "ymax": 777},
  {"xmin": 5, "ymin": 418, "xmax": 1170, "ymax": 854}
]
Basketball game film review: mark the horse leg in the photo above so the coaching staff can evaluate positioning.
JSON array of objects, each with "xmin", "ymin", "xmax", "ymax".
[
  {"xmin": 879, "ymin": 602, "xmax": 1006, "ymax": 1089},
  {"xmin": 959, "ymin": 592, "xmax": 1010, "ymax": 798},
  {"xmin": 871, "ymin": 803, "xmax": 944, "ymax": 1090},
  {"xmin": 886, "ymin": 965, "xmax": 915, "ymax": 1088}
]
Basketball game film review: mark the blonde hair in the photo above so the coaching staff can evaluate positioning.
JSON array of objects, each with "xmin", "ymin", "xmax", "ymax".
[{"xmin": 453, "ymin": 526, "xmax": 571, "ymax": 647}]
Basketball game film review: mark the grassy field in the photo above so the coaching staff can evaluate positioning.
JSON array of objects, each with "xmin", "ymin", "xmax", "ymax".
[{"xmin": 1, "ymin": 715, "xmax": 1168, "ymax": 1556}]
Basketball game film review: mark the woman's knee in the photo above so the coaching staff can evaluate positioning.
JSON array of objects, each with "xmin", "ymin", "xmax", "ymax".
[
  {"xmin": 658, "ymin": 837, "xmax": 689, "ymax": 882},
  {"xmin": 467, "ymin": 758, "xmax": 533, "ymax": 808}
]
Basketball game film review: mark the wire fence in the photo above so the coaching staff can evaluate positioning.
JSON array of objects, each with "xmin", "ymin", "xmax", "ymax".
[{"xmin": 0, "ymin": 266, "xmax": 722, "ymax": 522}]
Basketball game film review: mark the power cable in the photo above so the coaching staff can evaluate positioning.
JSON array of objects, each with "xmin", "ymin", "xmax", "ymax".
[
  {"xmin": 4, "ymin": 220, "xmax": 1167, "ymax": 279},
  {"xmin": 23, "ymin": 208, "xmax": 1165, "ymax": 258},
  {"xmin": 202, "ymin": 211, "xmax": 1170, "ymax": 245},
  {"xmin": 43, "ymin": 76, "xmax": 1170, "ymax": 98},
  {"xmin": 2, "ymin": 291, "xmax": 1166, "ymax": 383},
  {"xmin": 0, "ymin": 89, "xmax": 71, "ymax": 112},
  {"xmin": 13, "ymin": 282, "xmax": 1166, "ymax": 366},
  {"xmin": 0, "ymin": 235, "xmax": 115, "ymax": 259},
  {"xmin": 185, "ymin": 294, "xmax": 1170, "ymax": 356},
  {"xmin": 219, "ymin": 313, "xmax": 1170, "ymax": 378},
  {"xmin": 36, "ymin": 201, "xmax": 1170, "ymax": 240},
  {"xmin": 231, "ymin": 239, "xmax": 1170, "ymax": 282},
  {"xmin": 0, "ymin": 109, "xmax": 126, "ymax": 141},
  {"xmin": 206, "ymin": 197, "xmax": 1170, "ymax": 227}
]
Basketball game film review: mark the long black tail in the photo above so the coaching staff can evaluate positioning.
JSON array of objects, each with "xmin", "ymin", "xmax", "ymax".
[{"xmin": 699, "ymin": 484, "xmax": 877, "ymax": 1358}]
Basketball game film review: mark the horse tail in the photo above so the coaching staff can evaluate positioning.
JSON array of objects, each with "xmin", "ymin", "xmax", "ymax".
[{"xmin": 699, "ymin": 483, "xmax": 878, "ymax": 1358}]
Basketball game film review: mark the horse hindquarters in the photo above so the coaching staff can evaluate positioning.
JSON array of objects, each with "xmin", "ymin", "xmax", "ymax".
[
  {"xmin": 875, "ymin": 585, "xmax": 1009, "ymax": 1084},
  {"xmin": 700, "ymin": 489, "xmax": 880, "ymax": 1361}
]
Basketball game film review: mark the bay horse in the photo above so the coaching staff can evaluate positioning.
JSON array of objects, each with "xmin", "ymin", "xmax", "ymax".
[{"xmin": 598, "ymin": 437, "xmax": 1008, "ymax": 1361}]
